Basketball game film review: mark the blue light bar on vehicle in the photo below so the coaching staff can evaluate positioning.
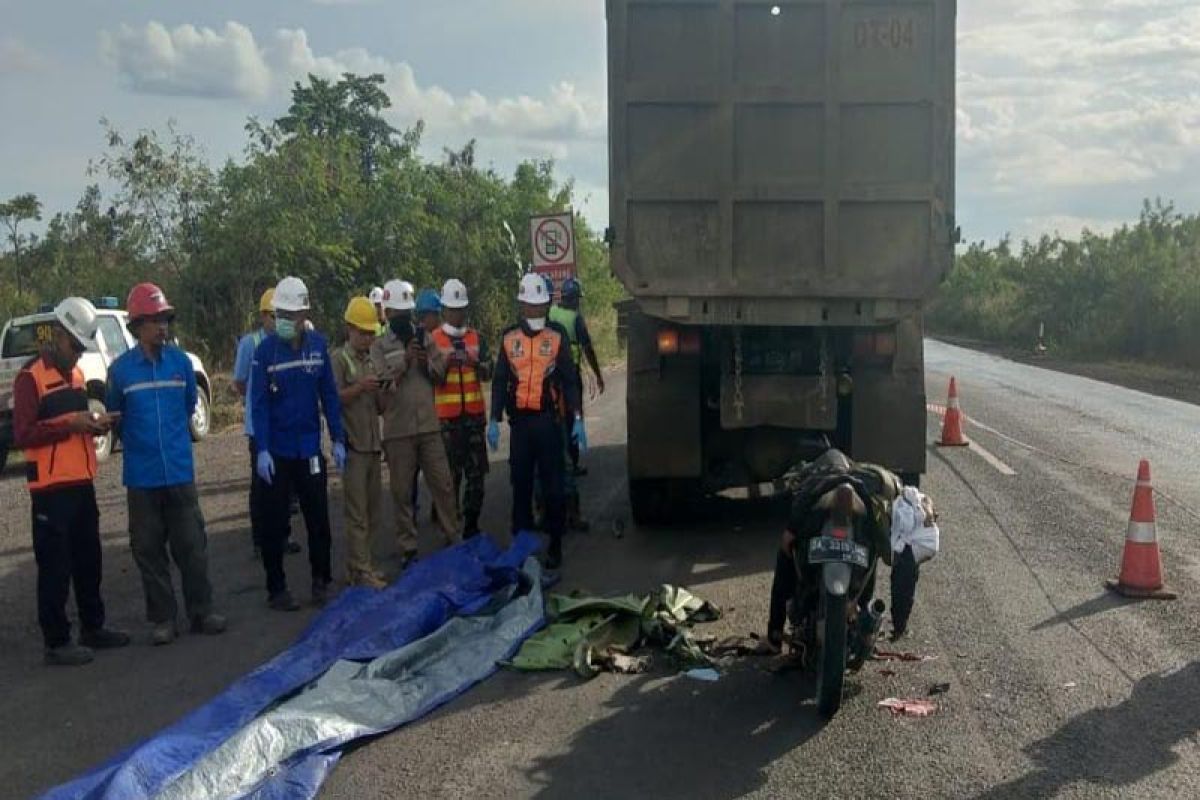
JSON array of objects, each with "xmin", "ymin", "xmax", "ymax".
[{"xmin": 94, "ymin": 296, "xmax": 120, "ymax": 310}]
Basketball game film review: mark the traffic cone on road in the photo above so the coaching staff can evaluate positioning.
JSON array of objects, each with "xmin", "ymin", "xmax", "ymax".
[
  {"xmin": 937, "ymin": 377, "xmax": 969, "ymax": 447},
  {"xmin": 1106, "ymin": 460, "xmax": 1177, "ymax": 600}
]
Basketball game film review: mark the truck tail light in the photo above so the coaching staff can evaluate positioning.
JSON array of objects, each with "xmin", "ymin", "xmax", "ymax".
[{"xmin": 658, "ymin": 327, "xmax": 701, "ymax": 356}]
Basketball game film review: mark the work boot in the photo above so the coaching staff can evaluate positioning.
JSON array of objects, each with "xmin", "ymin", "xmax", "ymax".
[
  {"xmin": 571, "ymin": 464, "xmax": 588, "ymax": 478},
  {"xmin": 80, "ymin": 627, "xmax": 131, "ymax": 650},
  {"xmin": 268, "ymin": 590, "xmax": 301, "ymax": 612},
  {"xmin": 286, "ymin": 540, "xmax": 302, "ymax": 555},
  {"xmin": 44, "ymin": 643, "xmax": 94, "ymax": 667},
  {"xmin": 311, "ymin": 578, "xmax": 332, "ymax": 607},
  {"xmin": 567, "ymin": 494, "xmax": 591, "ymax": 533},
  {"xmin": 190, "ymin": 613, "xmax": 228, "ymax": 636},
  {"xmin": 151, "ymin": 623, "xmax": 177, "ymax": 646}
]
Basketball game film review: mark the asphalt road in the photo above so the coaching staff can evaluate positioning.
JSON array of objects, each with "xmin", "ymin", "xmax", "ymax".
[{"xmin": 6, "ymin": 339, "xmax": 1200, "ymax": 798}]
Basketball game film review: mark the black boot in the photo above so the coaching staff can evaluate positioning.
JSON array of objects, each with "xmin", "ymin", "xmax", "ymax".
[{"xmin": 567, "ymin": 494, "xmax": 590, "ymax": 533}]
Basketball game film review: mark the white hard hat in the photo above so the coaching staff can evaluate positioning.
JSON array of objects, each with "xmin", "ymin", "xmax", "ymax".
[
  {"xmin": 54, "ymin": 297, "xmax": 99, "ymax": 348},
  {"xmin": 441, "ymin": 278, "xmax": 469, "ymax": 309},
  {"xmin": 273, "ymin": 276, "xmax": 311, "ymax": 312},
  {"xmin": 368, "ymin": 286, "xmax": 384, "ymax": 305},
  {"xmin": 518, "ymin": 273, "xmax": 551, "ymax": 305},
  {"xmin": 382, "ymin": 279, "xmax": 416, "ymax": 311}
]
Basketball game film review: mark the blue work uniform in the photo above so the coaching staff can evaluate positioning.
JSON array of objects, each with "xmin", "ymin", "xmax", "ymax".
[
  {"xmin": 249, "ymin": 330, "xmax": 343, "ymax": 596},
  {"xmin": 106, "ymin": 345, "xmax": 197, "ymax": 489},
  {"xmin": 234, "ymin": 329, "xmax": 265, "ymax": 437}
]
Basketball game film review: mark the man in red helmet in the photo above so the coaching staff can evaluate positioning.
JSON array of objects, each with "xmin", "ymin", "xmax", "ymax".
[{"xmin": 107, "ymin": 283, "xmax": 226, "ymax": 645}]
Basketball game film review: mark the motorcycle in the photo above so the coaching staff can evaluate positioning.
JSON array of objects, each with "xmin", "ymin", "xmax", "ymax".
[{"xmin": 789, "ymin": 479, "xmax": 887, "ymax": 718}]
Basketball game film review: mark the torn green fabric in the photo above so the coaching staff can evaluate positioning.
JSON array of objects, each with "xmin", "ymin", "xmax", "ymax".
[{"xmin": 507, "ymin": 585, "xmax": 721, "ymax": 674}]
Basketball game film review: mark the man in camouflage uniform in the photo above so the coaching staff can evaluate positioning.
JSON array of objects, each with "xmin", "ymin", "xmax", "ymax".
[{"xmin": 430, "ymin": 279, "xmax": 492, "ymax": 538}]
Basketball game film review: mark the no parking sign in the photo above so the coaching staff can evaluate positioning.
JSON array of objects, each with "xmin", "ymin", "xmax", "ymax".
[{"xmin": 530, "ymin": 211, "xmax": 577, "ymax": 286}]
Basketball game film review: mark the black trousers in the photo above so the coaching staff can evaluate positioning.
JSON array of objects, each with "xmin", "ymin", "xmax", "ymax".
[
  {"xmin": 260, "ymin": 455, "xmax": 332, "ymax": 596},
  {"xmin": 766, "ymin": 545, "xmax": 920, "ymax": 638},
  {"xmin": 510, "ymin": 413, "xmax": 565, "ymax": 557},
  {"xmin": 31, "ymin": 484, "xmax": 104, "ymax": 648},
  {"xmin": 248, "ymin": 438, "xmax": 290, "ymax": 549}
]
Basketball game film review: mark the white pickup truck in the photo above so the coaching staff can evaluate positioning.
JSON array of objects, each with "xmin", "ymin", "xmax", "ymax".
[{"xmin": 0, "ymin": 300, "xmax": 212, "ymax": 471}]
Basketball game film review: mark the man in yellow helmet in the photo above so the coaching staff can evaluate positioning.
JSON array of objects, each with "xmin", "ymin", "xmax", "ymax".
[
  {"xmin": 234, "ymin": 288, "xmax": 295, "ymax": 558},
  {"xmin": 333, "ymin": 297, "xmax": 388, "ymax": 588}
]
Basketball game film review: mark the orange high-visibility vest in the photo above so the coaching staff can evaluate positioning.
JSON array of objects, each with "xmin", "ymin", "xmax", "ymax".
[
  {"xmin": 22, "ymin": 359, "xmax": 97, "ymax": 492},
  {"xmin": 503, "ymin": 327, "xmax": 563, "ymax": 413},
  {"xmin": 431, "ymin": 328, "xmax": 486, "ymax": 419}
]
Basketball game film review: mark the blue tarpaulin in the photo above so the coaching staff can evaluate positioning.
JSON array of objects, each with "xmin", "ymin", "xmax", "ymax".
[{"xmin": 41, "ymin": 533, "xmax": 542, "ymax": 800}]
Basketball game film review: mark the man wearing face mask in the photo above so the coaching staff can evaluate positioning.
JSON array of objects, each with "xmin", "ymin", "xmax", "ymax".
[
  {"xmin": 251, "ymin": 276, "xmax": 346, "ymax": 611},
  {"xmin": 431, "ymin": 278, "xmax": 492, "ymax": 539},
  {"xmin": 14, "ymin": 298, "xmax": 129, "ymax": 666},
  {"xmin": 372, "ymin": 279, "xmax": 461, "ymax": 568},
  {"xmin": 488, "ymin": 273, "xmax": 584, "ymax": 571}
]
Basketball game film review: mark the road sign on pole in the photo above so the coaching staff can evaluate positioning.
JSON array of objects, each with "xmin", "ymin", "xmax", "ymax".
[{"xmin": 530, "ymin": 211, "xmax": 576, "ymax": 286}]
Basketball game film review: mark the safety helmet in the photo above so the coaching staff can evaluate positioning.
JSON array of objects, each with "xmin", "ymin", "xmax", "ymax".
[
  {"xmin": 368, "ymin": 286, "xmax": 384, "ymax": 305},
  {"xmin": 259, "ymin": 288, "xmax": 275, "ymax": 313},
  {"xmin": 519, "ymin": 273, "xmax": 552, "ymax": 305},
  {"xmin": 126, "ymin": 282, "xmax": 175, "ymax": 321},
  {"xmin": 440, "ymin": 278, "xmax": 469, "ymax": 309},
  {"xmin": 53, "ymin": 297, "xmax": 99, "ymax": 348},
  {"xmin": 344, "ymin": 297, "xmax": 378, "ymax": 333},
  {"xmin": 382, "ymin": 279, "xmax": 416, "ymax": 311},
  {"xmin": 561, "ymin": 277, "xmax": 582, "ymax": 299},
  {"xmin": 272, "ymin": 276, "xmax": 311, "ymax": 312},
  {"xmin": 415, "ymin": 289, "xmax": 441, "ymax": 315}
]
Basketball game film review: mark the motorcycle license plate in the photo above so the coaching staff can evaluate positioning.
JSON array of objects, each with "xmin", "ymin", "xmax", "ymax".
[{"xmin": 808, "ymin": 537, "xmax": 869, "ymax": 568}]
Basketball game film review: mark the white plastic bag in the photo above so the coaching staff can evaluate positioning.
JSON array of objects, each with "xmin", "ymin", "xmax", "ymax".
[{"xmin": 891, "ymin": 486, "xmax": 940, "ymax": 564}]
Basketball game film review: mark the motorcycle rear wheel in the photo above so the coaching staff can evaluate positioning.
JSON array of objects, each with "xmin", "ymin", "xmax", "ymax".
[{"xmin": 816, "ymin": 586, "xmax": 848, "ymax": 718}]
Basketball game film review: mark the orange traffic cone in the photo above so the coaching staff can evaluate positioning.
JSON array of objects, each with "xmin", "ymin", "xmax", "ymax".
[
  {"xmin": 1106, "ymin": 460, "xmax": 1177, "ymax": 600},
  {"xmin": 938, "ymin": 377, "xmax": 968, "ymax": 447}
]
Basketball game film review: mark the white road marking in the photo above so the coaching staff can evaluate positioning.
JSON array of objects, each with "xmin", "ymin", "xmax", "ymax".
[{"xmin": 927, "ymin": 403, "xmax": 1017, "ymax": 476}]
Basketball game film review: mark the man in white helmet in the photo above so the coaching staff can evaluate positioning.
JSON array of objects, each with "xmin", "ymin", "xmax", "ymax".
[
  {"xmin": 487, "ymin": 273, "xmax": 585, "ymax": 571},
  {"xmin": 430, "ymin": 278, "xmax": 492, "ymax": 538},
  {"xmin": 250, "ymin": 276, "xmax": 347, "ymax": 610},
  {"xmin": 372, "ymin": 279, "xmax": 461, "ymax": 567},
  {"xmin": 13, "ymin": 298, "xmax": 128, "ymax": 665}
]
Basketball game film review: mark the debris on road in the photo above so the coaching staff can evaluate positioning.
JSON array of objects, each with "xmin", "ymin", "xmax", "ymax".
[
  {"xmin": 507, "ymin": 585, "xmax": 722, "ymax": 679},
  {"xmin": 710, "ymin": 633, "xmax": 777, "ymax": 657},
  {"xmin": 684, "ymin": 668, "xmax": 721, "ymax": 682},
  {"xmin": 872, "ymin": 647, "xmax": 937, "ymax": 663},
  {"xmin": 928, "ymin": 682, "xmax": 952, "ymax": 696},
  {"xmin": 878, "ymin": 697, "xmax": 939, "ymax": 718},
  {"xmin": 879, "ymin": 668, "xmax": 898, "ymax": 678}
]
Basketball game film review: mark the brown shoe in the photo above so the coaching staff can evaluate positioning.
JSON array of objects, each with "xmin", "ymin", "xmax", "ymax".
[{"xmin": 349, "ymin": 570, "xmax": 388, "ymax": 590}]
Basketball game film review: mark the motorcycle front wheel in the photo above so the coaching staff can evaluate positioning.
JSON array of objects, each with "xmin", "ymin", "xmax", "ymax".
[{"xmin": 816, "ymin": 584, "xmax": 848, "ymax": 718}]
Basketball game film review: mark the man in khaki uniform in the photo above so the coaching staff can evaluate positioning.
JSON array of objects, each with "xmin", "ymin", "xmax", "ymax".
[
  {"xmin": 372, "ymin": 279, "xmax": 461, "ymax": 565},
  {"xmin": 334, "ymin": 297, "xmax": 388, "ymax": 589}
]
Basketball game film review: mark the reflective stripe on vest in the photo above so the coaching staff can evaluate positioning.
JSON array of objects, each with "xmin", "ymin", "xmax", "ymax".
[
  {"xmin": 548, "ymin": 306, "xmax": 582, "ymax": 363},
  {"xmin": 503, "ymin": 328, "xmax": 561, "ymax": 413},
  {"xmin": 432, "ymin": 328, "xmax": 485, "ymax": 419},
  {"xmin": 22, "ymin": 359, "xmax": 97, "ymax": 491}
]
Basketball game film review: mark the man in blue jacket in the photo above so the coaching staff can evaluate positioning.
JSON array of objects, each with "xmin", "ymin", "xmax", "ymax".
[
  {"xmin": 251, "ymin": 276, "xmax": 347, "ymax": 611},
  {"xmin": 107, "ymin": 283, "xmax": 226, "ymax": 646}
]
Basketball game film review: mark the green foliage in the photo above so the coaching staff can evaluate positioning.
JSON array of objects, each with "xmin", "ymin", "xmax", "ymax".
[
  {"xmin": 0, "ymin": 73, "xmax": 624, "ymax": 367},
  {"xmin": 928, "ymin": 200, "xmax": 1200, "ymax": 366}
]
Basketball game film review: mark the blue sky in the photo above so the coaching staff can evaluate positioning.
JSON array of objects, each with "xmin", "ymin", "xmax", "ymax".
[{"xmin": 1, "ymin": 0, "xmax": 1198, "ymax": 244}]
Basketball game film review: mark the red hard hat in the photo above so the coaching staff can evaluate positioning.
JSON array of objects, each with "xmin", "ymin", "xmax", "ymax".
[{"xmin": 126, "ymin": 283, "xmax": 174, "ymax": 320}]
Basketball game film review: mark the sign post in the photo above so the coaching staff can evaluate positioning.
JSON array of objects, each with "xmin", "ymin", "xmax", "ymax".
[{"xmin": 530, "ymin": 211, "xmax": 577, "ymax": 290}]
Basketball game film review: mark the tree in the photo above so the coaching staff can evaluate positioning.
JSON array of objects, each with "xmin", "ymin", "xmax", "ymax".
[
  {"xmin": 278, "ymin": 73, "xmax": 400, "ymax": 178},
  {"xmin": 0, "ymin": 192, "xmax": 41, "ymax": 293}
]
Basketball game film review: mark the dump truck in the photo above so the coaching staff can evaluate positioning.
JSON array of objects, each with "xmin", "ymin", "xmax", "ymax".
[{"xmin": 606, "ymin": 0, "xmax": 957, "ymax": 522}]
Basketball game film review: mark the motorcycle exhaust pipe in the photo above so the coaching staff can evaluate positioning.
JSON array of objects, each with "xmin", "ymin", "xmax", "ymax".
[{"xmin": 855, "ymin": 599, "xmax": 887, "ymax": 663}]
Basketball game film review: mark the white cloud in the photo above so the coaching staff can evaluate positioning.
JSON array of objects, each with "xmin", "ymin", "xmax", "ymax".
[
  {"xmin": 959, "ymin": 2, "xmax": 1200, "ymax": 239},
  {"xmin": 98, "ymin": 21, "xmax": 605, "ymax": 147},
  {"xmin": 100, "ymin": 22, "xmax": 272, "ymax": 99}
]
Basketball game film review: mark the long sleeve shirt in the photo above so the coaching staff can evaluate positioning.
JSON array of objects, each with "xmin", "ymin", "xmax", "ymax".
[
  {"xmin": 370, "ymin": 325, "xmax": 447, "ymax": 440},
  {"xmin": 491, "ymin": 320, "xmax": 581, "ymax": 422},
  {"xmin": 12, "ymin": 357, "xmax": 75, "ymax": 449},
  {"xmin": 250, "ymin": 330, "xmax": 344, "ymax": 460}
]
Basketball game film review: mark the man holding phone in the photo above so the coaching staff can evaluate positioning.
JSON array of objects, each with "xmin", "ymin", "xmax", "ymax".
[
  {"xmin": 15, "ymin": 297, "xmax": 130, "ymax": 666},
  {"xmin": 372, "ymin": 279, "xmax": 460, "ymax": 567},
  {"xmin": 107, "ymin": 283, "xmax": 226, "ymax": 645}
]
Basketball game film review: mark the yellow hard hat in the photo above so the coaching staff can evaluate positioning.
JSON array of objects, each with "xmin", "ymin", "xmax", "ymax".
[
  {"xmin": 344, "ymin": 296, "xmax": 378, "ymax": 332},
  {"xmin": 259, "ymin": 288, "xmax": 275, "ymax": 313}
]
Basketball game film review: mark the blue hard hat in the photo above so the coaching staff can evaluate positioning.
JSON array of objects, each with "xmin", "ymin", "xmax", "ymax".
[
  {"xmin": 561, "ymin": 277, "xmax": 582, "ymax": 298},
  {"xmin": 415, "ymin": 288, "xmax": 442, "ymax": 314}
]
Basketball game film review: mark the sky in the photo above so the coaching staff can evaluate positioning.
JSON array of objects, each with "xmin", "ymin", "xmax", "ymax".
[{"xmin": 1, "ymin": 0, "xmax": 1198, "ymax": 245}]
